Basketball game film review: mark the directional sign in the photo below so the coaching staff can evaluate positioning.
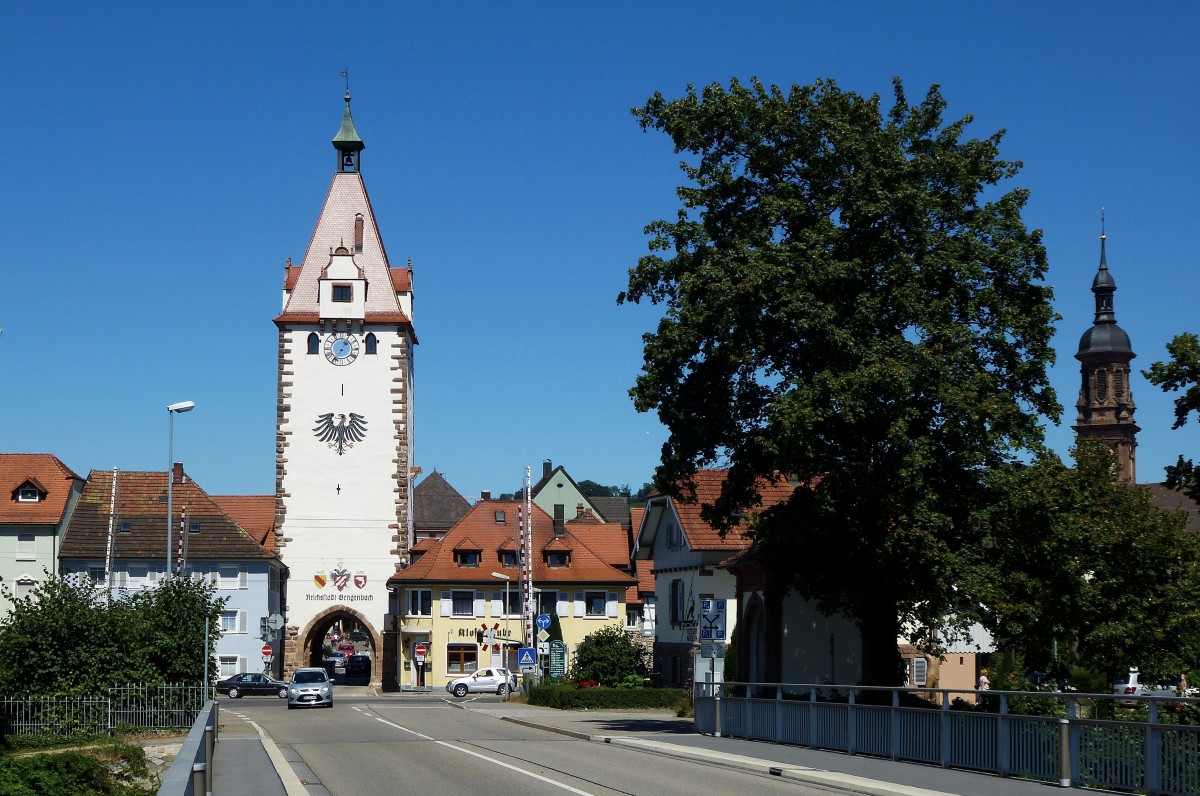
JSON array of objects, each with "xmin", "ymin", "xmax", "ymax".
[
  {"xmin": 517, "ymin": 647, "xmax": 537, "ymax": 668},
  {"xmin": 549, "ymin": 640, "xmax": 567, "ymax": 678},
  {"xmin": 536, "ymin": 614, "xmax": 551, "ymax": 630},
  {"xmin": 261, "ymin": 644, "xmax": 273, "ymax": 657},
  {"xmin": 700, "ymin": 598, "xmax": 727, "ymax": 641}
]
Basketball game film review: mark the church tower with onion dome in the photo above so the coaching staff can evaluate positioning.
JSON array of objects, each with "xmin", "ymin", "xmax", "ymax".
[
  {"xmin": 1074, "ymin": 231, "xmax": 1138, "ymax": 483},
  {"xmin": 273, "ymin": 87, "xmax": 416, "ymax": 682}
]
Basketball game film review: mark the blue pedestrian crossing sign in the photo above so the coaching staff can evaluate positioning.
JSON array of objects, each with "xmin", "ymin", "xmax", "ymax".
[
  {"xmin": 536, "ymin": 614, "xmax": 551, "ymax": 630},
  {"xmin": 517, "ymin": 647, "xmax": 537, "ymax": 668}
]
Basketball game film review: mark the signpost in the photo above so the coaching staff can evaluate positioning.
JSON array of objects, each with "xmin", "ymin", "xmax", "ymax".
[{"xmin": 549, "ymin": 640, "xmax": 567, "ymax": 679}]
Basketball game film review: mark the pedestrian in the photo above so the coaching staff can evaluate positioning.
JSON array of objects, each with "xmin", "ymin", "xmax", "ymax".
[{"xmin": 977, "ymin": 668, "xmax": 990, "ymax": 691}]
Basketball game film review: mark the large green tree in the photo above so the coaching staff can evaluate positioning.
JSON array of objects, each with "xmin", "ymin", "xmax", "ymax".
[
  {"xmin": 965, "ymin": 441, "xmax": 1200, "ymax": 678},
  {"xmin": 620, "ymin": 77, "xmax": 1059, "ymax": 685}
]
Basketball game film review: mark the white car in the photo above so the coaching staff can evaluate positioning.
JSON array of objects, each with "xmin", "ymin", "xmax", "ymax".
[
  {"xmin": 1112, "ymin": 668, "xmax": 1176, "ymax": 706},
  {"xmin": 288, "ymin": 667, "xmax": 334, "ymax": 709},
  {"xmin": 446, "ymin": 667, "xmax": 517, "ymax": 698}
]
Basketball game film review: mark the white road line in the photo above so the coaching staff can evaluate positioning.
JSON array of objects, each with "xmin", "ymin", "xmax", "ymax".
[
  {"xmin": 372, "ymin": 716, "xmax": 596, "ymax": 795},
  {"xmin": 434, "ymin": 740, "xmax": 597, "ymax": 796}
]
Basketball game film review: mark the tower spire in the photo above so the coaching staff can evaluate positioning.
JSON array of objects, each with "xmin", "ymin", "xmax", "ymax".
[
  {"xmin": 1074, "ymin": 222, "xmax": 1138, "ymax": 483},
  {"xmin": 333, "ymin": 75, "xmax": 364, "ymax": 174}
]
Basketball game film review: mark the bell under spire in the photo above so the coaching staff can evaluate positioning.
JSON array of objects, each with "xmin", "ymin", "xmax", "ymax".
[{"xmin": 333, "ymin": 88, "xmax": 365, "ymax": 173}]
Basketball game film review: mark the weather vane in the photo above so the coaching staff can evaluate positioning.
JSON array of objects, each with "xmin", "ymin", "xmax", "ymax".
[
  {"xmin": 341, "ymin": 69, "xmax": 349, "ymax": 93},
  {"xmin": 1101, "ymin": 207, "xmax": 1106, "ymax": 240}
]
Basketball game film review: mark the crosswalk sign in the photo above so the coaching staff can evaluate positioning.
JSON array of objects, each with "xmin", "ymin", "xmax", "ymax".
[{"xmin": 517, "ymin": 647, "xmax": 537, "ymax": 668}]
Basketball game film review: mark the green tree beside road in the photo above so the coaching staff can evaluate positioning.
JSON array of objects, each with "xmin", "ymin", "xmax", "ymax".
[
  {"xmin": 0, "ymin": 574, "xmax": 225, "ymax": 695},
  {"xmin": 621, "ymin": 76, "xmax": 1059, "ymax": 686}
]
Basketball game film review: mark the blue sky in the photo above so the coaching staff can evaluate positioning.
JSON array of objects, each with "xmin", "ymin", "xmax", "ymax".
[{"xmin": 3, "ymin": 3, "xmax": 1198, "ymax": 502}]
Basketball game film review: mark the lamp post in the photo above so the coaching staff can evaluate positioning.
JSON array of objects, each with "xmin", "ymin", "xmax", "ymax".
[
  {"xmin": 491, "ymin": 571, "xmax": 512, "ymax": 699},
  {"xmin": 166, "ymin": 400, "xmax": 195, "ymax": 578}
]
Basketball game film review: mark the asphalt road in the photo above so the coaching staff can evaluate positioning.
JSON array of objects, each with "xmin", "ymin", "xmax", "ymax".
[{"xmin": 227, "ymin": 692, "xmax": 845, "ymax": 796}]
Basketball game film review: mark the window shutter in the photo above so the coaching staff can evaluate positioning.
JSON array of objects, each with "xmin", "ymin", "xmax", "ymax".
[
  {"xmin": 440, "ymin": 591, "xmax": 451, "ymax": 617},
  {"xmin": 239, "ymin": 656, "xmax": 247, "ymax": 673},
  {"xmin": 474, "ymin": 591, "xmax": 485, "ymax": 617},
  {"xmin": 606, "ymin": 591, "xmax": 618, "ymax": 618},
  {"xmin": 490, "ymin": 591, "xmax": 502, "ymax": 616},
  {"xmin": 914, "ymin": 657, "xmax": 928, "ymax": 687},
  {"xmin": 237, "ymin": 611, "xmax": 247, "ymax": 633},
  {"xmin": 239, "ymin": 569, "xmax": 248, "ymax": 589},
  {"xmin": 573, "ymin": 592, "xmax": 584, "ymax": 617},
  {"xmin": 556, "ymin": 593, "xmax": 568, "ymax": 616},
  {"xmin": 148, "ymin": 569, "xmax": 158, "ymax": 583}
]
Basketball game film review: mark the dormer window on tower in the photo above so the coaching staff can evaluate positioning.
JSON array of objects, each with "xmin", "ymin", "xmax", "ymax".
[{"xmin": 332, "ymin": 284, "xmax": 352, "ymax": 303}]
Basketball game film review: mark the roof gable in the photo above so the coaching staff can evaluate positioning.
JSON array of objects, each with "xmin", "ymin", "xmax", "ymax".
[{"xmin": 0, "ymin": 453, "xmax": 83, "ymax": 524}]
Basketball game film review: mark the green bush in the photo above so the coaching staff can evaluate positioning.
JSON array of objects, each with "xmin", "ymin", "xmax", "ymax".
[
  {"xmin": 528, "ymin": 683, "xmax": 685, "ymax": 710},
  {"xmin": 569, "ymin": 626, "xmax": 646, "ymax": 687},
  {"xmin": 0, "ymin": 743, "xmax": 153, "ymax": 796}
]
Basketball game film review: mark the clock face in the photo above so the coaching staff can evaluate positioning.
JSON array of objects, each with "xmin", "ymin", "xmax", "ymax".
[{"xmin": 323, "ymin": 334, "xmax": 360, "ymax": 366}]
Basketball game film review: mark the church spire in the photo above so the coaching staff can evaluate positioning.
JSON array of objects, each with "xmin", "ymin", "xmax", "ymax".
[
  {"xmin": 333, "ymin": 84, "xmax": 364, "ymax": 173},
  {"xmin": 1074, "ymin": 224, "xmax": 1138, "ymax": 483}
]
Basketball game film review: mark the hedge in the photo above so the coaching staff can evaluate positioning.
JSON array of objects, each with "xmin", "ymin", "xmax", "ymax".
[{"xmin": 528, "ymin": 684, "xmax": 686, "ymax": 710}]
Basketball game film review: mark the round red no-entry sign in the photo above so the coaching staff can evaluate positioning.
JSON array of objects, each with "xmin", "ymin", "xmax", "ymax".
[
  {"xmin": 261, "ymin": 644, "xmax": 273, "ymax": 657},
  {"xmin": 414, "ymin": 643, "xmax": 428, "ymax": 658}
]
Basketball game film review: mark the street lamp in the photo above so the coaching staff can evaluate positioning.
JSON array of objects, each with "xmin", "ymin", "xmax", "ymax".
[{"xmin": 166, "ymin": 400, "xmax": 195, "ymax": 578}]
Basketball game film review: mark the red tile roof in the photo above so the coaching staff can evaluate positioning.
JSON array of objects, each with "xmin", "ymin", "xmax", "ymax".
[
  {"xmin": 0, "ymin": 454, "xmax": 83, "ymax": 524},
  {"xmin": 211, "ymin": 495, "xmax": 277, "ymax": 552},
  {"xmin": 675, "ymin": 469, "xmax": 796, "ymax": 551},
  {"xmin": 388, "ymin": 500, "xmax": 635, "ymax": 588}
]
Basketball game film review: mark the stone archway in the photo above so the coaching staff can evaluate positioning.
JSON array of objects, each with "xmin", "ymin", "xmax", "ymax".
[{"xmin": 284, "ymin": 604, "xmax": 382, "ymax": 683}]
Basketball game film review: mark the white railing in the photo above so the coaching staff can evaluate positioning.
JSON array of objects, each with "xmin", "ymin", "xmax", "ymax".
[{"xmin": 695, "ymin": 682, "xmax": 1200, "ymax": 796}]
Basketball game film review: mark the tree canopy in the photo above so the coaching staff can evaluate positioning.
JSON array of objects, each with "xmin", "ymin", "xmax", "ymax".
[
  {"xmin": 965, "ymin": 441, "xmax": 1200, "ymax": 679},
  {"xmin": 1144, "ymin": 332, "xmax": 1200, "ymax": 502},
  {"xmin": 0, "ymin": 574, "xmax": 225, "ymax": 696},
  {"xmin": 621, "ymin": 77, "xmax": 1059, "ymax": 685}
]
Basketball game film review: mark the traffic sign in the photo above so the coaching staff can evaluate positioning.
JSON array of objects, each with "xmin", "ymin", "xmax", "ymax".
[
  {"xmin": 536, "ymin": 614, "xmax": 551, "ymax": 630},
  {"xmin": 517, "ymin": 647, "xmax": 537, "ymax": 668},
  {"xmin": 267, "ymin": 613, "xmax": 284, "ymax": 631},
  {"xmin": 537, "ymin": 628, "xmax": 549, "ymax": 642},
  {"xmin": 414, "ymin": 642, "xmax": 428, "ymax": 659},
  {"xmin": 261, "ymin": 644, "xmax": 273, "ymax": 657}
]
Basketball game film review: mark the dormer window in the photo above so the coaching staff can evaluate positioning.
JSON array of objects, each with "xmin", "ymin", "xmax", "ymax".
[
  {"xmin": 498, "ymin": 550, "xmax": 518, "ymax": 567},
  {"xmin": 455, "ymin": 551, "xmax": 480, "ymax": 567},
  {"xmin": 546, "ymin": 551, "xmax": 569, "ymax": 568},
  {"xmin": 18, "ymin": 487, "xmax": 40, "ymax": 502},
  {"xmin": 332, "ymin": 284, "xmax": 352, "ymax": 302}
]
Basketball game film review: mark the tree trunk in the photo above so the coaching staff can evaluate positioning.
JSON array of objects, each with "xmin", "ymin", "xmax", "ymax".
[{"xmin": 859, "ymin": 603, "xmax": 904, "ymax": 687}]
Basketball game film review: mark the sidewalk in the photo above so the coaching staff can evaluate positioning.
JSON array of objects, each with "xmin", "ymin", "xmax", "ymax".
[{"xmin": 212, "ymin": 696, "xmax": 1079, "ymax": 796}]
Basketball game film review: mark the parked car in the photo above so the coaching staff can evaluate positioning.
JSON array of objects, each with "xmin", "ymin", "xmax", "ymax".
[
  {"xmin": 337, "ymin": 642, "xmax": 356, "ymax": 656},
  {"xmin": 1113, "ymin": 668, "xmax": 1176, "ymax": 706},
  {"xmin": 446, "ymin": 667, "xmax": 517, "ymax": 698},
  {"xmin": 324, "ymin": 651, "xmax": 347, "ymax": 669},
  {"xmin": 288, "ymin": 667, "xmax": 334, "ymax": 709},
  {"xmin": 345, "ymin": 654, "xmax": 371, "ymax": 676},
  {"xmin": 216, "ymin": 672, "xmax": 288, "ymax": 699},
  {"xmin": 349, "ymin": 630, "xmax": 369, "ymax": 642}
]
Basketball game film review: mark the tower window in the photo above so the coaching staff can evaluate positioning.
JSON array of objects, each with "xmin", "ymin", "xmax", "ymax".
[
  {"xmin": 332, "ymin": 284, "xmax": 352, "ymax": 302},
  {"xmin": 307, "ymin": 333, "xmax": 319, "ymax": 355},
  {"xmin": 365, "ymin": 333, "xmax": 377, "ymax": 355},
  {"xmin": 1096, "ymin": 369, "xmax": 1108, "ymax": 401},
  {"xmin": 1114, "ymin": 369, "xmax": 1125, "ymax": 398}
]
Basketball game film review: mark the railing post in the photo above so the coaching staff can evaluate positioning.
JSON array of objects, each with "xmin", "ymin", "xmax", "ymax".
[
  {"xmin": 1067, "ymin": 696, "xmax": 1079, "ymax": 787},
  {"xmin": 1145, "ymin": 698, "xmax": 1160, "ymax": 795},
  {"xmin": 847, "ymin": 688, "xmax": 857, "ymax": 755},
  {"xmin": 809, "ymin": 685, "xmax": 818, "ymax": 748},
  {"xmin": 940, "ymin": 688, "xmax": 951, "ymax": 768},
  {"xmin": 205, "ymin": 720, "xmax": 215, "ymax": 795},
  {"xmin": 1057, "ymin": 716, "xmax": 1070, "ymax": 788},
  {"xmin": 890, "ymin": 689, "xmax": 900, "ymax": 761},
  {"xmin": 776, "ymin": 685, "xmax": 783, "ymax": 742},
  {"xmin": 998, "ymin": 692, "xmax": 1009, "ymax": 777},
  {"xmin": 714, "ymin": 680, "xmax": 722, "ymax": 738}
]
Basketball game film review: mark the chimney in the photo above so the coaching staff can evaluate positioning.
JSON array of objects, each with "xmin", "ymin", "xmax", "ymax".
[
  {"xmin": 575, "ymin": 503, "xmax": 587, "ymax": 520},
  {"xmin": 172, "ymin": 462, "xmax": 184, "ymax": 485},
  {"xmin": 480, "ymin": 491, "xmax": 491, "ymax": 501},
  {"xmin": 354, "ymin": 214, "xmax": 364, "ymax": 252},
  {"xmin": 553, "ymin": 504, "xmax": 564, "ymax": 537},
  {"xmin": 542, "ymin": 459, "xmax": 552, "ymax": 480}
]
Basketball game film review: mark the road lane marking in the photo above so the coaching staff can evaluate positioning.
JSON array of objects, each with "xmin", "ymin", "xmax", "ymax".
[
  {"xmin": 374, "ymin": 717, "xmax": 433, "ymax": 739},
  {"xmin": 433, "ymin": 740, "xmax": 597, "ymax": 795}
]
